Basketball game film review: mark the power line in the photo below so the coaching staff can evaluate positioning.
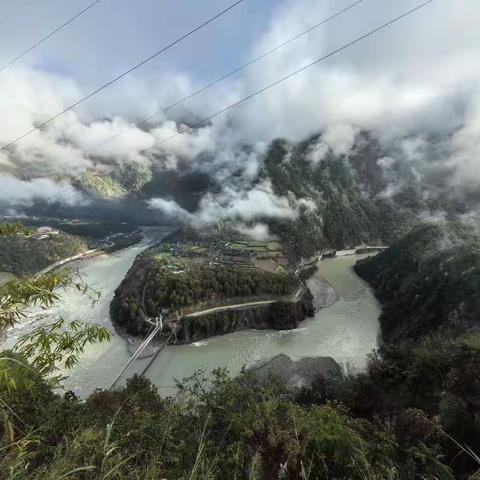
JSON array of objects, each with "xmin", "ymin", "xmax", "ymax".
[
  {"xmin": 1, "ymin": 0, "xmax": 245, "ymax": 151},
  {"xmin": 6, "ymin": 0, "xmax": 433, "ymax": 206},
  {"xmin": 0, "ymin": 0, "xmax": 102, "ymax": 73},
  {"xmin": 85, "ymin": 0, "xmax": 363, "ymax": 156},
  {"xmin": 0, "ymin": 0, "xmax": 35, "ymax": 27},
  {"xmin": 143, "ymin": 0, "xmax": 433, "ymax": 154}
]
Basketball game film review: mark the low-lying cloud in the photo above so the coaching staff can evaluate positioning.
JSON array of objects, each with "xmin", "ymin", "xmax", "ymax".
[
  {"xmin": 2, "ymin": 0, "xmax": 480, "ymax": 224},
  {"xmin": 148, "ymin": 180, "xmax": 315, "ymax": 227}
]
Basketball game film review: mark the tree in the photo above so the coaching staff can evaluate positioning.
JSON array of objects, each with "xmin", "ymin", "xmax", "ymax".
[{"xmin": 0, "ymin": 270, "xmax": 111, "ymax": 390}]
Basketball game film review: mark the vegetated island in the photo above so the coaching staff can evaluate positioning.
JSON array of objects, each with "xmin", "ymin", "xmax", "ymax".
[{"xmin": 111, "ymin": 230, "xmax": 314, "ymax": 343}]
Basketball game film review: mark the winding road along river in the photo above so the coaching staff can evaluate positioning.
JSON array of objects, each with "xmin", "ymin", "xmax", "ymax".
[{"xmin": 4, "ymin": 233, "xmax": 380, "ymax": 397}]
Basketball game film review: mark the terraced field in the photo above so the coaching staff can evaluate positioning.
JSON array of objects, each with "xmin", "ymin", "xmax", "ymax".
[{"xmin": 149, "ymin": 239, "xmax": 290, "ymax": 274}]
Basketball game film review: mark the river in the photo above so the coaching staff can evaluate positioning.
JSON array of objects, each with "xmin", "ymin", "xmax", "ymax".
[
  {"xmin": 4, "ymin": 235, "xmax": 380, "ymax": 398},
  {"xmin": 3, "ymin": 227, "xmax": 169, "ymax": 396},
  {"xmin": 143, "ymin": 254, "xmax": 380, "ymax": 395}
]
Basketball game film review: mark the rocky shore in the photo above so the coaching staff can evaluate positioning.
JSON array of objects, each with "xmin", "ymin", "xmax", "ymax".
[{"xmin": 251, "ymin": 354, "xmax": 343, "ymax": 388}]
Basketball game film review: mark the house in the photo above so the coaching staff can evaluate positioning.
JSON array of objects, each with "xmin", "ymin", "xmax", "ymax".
[{"xmin": 37, "ymin": 226, "xmax": 60, "ymax": 235}]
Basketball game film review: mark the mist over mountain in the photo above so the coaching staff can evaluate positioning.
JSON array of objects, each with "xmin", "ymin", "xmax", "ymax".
[{"xmin": 2, "ymin": 1, "xmax": 480, "ymax": 240}]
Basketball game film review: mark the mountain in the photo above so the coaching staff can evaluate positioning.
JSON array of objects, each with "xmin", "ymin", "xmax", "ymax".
[
  {"xmin": 263, "ymin": 133, "xmax": 424, "ymax": 258},
  {"xmin": 7, "ymin": 129, "xmax": 465, "ymax": 258},
  {"xmin": 76, "ymin": 162, "xmax": 152, "ymax": 199},
  {"xmin": 355, "ymin": 221, "xmax": 480, "ymax": 342}
]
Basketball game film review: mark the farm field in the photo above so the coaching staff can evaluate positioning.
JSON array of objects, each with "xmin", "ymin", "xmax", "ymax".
[{"xmin": 149, "ymin": 238, "xmax": 290, "ymax": 275}]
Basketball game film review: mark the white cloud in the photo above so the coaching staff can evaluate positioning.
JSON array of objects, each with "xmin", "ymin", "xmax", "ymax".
[
  {"xmin": 146, "ymin": 197, "xmax": 192, "ymax": 222},
  {"xmin": 306, "ymin": 124, "xmax": 358, "ymax": 166},
  {"xmin": 3, "ymin": 0, "xmax": 480, "ymax": 217},
  {"xmin": 236, "ymin": 223, "xmax": 271, "ymax": 240},
  {"xmin": 0, "ymin": 174, "xmax": 87, "ymax": 207},
  {"xmin": 147, "ymin": 180, "xmax": 314, "ymax": 227}
]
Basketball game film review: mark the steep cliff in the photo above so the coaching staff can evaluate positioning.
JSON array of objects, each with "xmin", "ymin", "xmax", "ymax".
[
  {"xmin": 263, "ymin": 133, "xmax": 421, "ymax": 258},
  {"xmin": 176, "ymin": 292, "xmax": 314, "ymax": 344}
]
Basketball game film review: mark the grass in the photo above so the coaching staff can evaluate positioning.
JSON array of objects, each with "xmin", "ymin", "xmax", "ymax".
[
  {"xmin": 247, "ymin": 246, "xmax": 269, "ymax": 252},
  {"xmin": 229, "ymin": 243, "xmax": 268, "ymax": 253},
  {"xmin": 257, "ymin": 251, "xmax": 283, "ymax": 258},
  {"xmin": 190, "ymin": 247, "xmax": 208, "ymax": 254},
  {"xmin": 154, "ymin": 252, "xmax": 172, "ymax": 261},
  {"xmin": 229, "ymin": 243, "xmax": 250, "ymax": 250},
  {"xmin": 267, "ymin": 241, "xmax": 283, "ymax": 251}
]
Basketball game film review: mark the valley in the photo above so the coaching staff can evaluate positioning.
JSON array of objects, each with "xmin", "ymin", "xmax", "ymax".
[
  {"xmin": 2, "ymin": 226, "xmax": 381, "ymax": 398},
  {"xmin": 2, "ymin": 0, "xmax": 480, "ymax": 477}
]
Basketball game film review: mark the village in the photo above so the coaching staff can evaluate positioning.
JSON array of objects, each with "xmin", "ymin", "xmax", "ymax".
[{"xmin": 149, "ymin": 238, "xmax": 291, "ymax": 276}]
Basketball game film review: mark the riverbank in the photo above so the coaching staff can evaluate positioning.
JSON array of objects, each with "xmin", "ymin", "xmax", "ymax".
[
  {"xmin": 3, "ymin": 235, "xmax": 380, "ymax": 397},
  {"xmin": 1, "ymin": 227, "xmax": 171, "ymax": 398},
  {"xmin": 36, "ymin": 229, "xmax": 144, "ymax": 277},
  {"xmin": 139, "ymin": 254, "xmax": 380, "ymax": 396},
  {"xmin": 111, "ymin": 247, "xmax": 381, "ymax": 378},
  {"xmin": 0, "ymin": 271, "xmax": 16, "ymax": 286}
]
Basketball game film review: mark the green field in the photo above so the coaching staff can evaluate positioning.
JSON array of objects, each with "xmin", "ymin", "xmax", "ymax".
[
  {"xmin": 154, "ymin": 252, "xmax": 172, "ymax": 261},
  {"xmin": 267, "ymin": 241, "xmax": 283, "ymax": 251},
  {"xmin": 257, "ymin": 251, "xmax": 283, "ymax": 257},
  {"xmin": 190, "ymin": 246, "xmax": 208, "ymax": 254},
  {"xmin": 229, "ymin": 241, "xmax": 276, "ymax": 253}
]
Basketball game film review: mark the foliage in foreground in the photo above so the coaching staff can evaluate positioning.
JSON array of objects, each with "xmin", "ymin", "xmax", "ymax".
[
  {"xmin": 0, "ymin": 271, "xmax": 111, "ymax": 388},
  {"xmin": 3, "ymin": 339, "xmax": 480, "ymax": 480},
  {"xmin": 0, "ymin": 222, "xmax": 35, "ymax": 237}
]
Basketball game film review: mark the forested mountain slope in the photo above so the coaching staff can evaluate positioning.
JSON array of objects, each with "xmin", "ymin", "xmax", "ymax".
[
  {"xmin": 263, "ymin": 133, "xmax": 422, "ymax": 258},
  {"xmin": 355, "ymin": 222, "xmax": 480, "ymax": 342},
  {"xmin": 0, "ymin": 229, "xmax": 88, "ymax": 276}
]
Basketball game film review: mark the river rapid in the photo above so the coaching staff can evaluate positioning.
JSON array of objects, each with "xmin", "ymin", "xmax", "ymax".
[
  {"xmin": 3, "ymin": 227, "xmax": 169, "ymax": 396},
  {"xmin": 3, "ymin": 232, "xmax": 381, "ymax": 398}
]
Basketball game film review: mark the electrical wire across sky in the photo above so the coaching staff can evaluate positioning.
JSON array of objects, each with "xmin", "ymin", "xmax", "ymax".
[
  {"xmin": 0, "ymin": 0, "xmax": 245, "ymax": 151},
  {"xmin": 84, "ymin": 0, "xmax": 364, "ymax": 156},
  {"xmin": 2, "ymin": 0, "xmax": 434, "ymax": 205},
  {"xmin": 0, "ymin": 0, "xmax": 103, "ymax": 73},
  {"xmin": 142, "ymin": 0, "xmax": 434, "ymax": 153}
]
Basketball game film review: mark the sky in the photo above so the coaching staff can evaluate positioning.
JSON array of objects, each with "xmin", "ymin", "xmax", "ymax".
[{"xmin": 1, "ymin": 0, "xmax": 480, "ymax": 224}]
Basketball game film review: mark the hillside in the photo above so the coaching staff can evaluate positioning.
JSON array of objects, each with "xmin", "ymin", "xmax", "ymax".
[
  {"xmin": 76, "ymin": 163, "xmax": 152, "ymax": 199},
  {"xmin": 111, "ymin": 232, "xmax": 311, "ymax": 337},
  {"xmin": 0, "ymin": 229, "xmax": 89, "ymax": 276},
  {"xmin": 354, "ymin": 222, "xmax": 480, "ymax": 342},
  {"xmin": 262, "ymin": 133, "xmax": 421, "ymax": 258}
]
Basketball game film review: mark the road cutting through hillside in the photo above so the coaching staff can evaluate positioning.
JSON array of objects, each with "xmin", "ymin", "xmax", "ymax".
[{"xmin": 183, "ymin": 285, "xmax": 305, "ymax": 318}]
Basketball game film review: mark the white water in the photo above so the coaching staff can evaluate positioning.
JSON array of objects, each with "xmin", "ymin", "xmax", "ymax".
[
  {"xmin": 3, "ymin": 235, "xmax": 380, "ymax": 398},
  {"xmin": 3, "ymin": 227, "xmax": 169, "ymax": 397}
]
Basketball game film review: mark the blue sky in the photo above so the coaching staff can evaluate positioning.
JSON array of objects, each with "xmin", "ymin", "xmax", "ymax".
[
  {"xmin": 2, "ymin": 0, "xmax": 480, "ymax": 212},
  {"xmin": 0, "ymin": 0, "xmax": 279, "ymax": 87}
]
